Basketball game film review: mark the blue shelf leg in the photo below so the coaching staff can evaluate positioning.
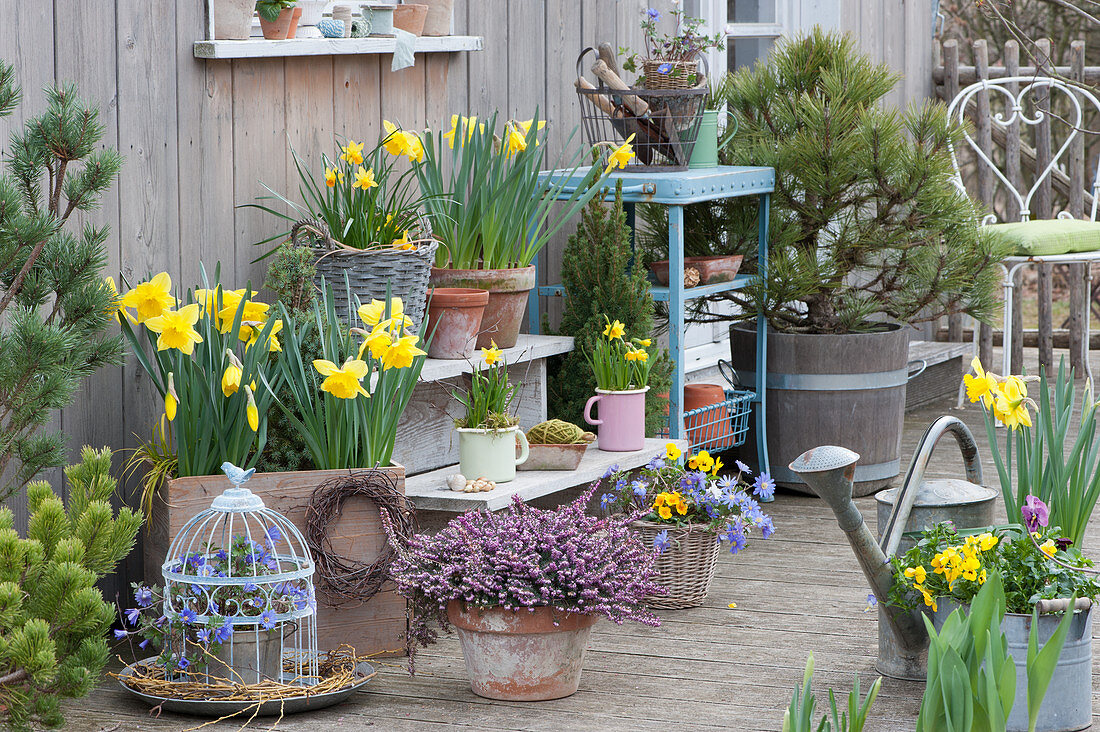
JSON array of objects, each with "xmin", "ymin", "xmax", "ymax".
[
  {"xmin": 755, "ymin": 192, "xmax": 772, "ymax": 496},
  {"xmin": 529, "ymin": 246, "xmax": 541, "ymax": 335},
  {"xmin": 669, "ymin": 204, "xmax": 685, "ymax": 440}
]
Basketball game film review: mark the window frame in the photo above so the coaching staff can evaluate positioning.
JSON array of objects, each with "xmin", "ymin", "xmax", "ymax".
[{"xmin": 688, "ymin": 0, "xmax": 788, "ymax": 74}]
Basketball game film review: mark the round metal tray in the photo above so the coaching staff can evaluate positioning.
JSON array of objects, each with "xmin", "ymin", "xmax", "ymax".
[{"xmin": 117, "ymin": 657, "xmax": 375, "ymax": 717}]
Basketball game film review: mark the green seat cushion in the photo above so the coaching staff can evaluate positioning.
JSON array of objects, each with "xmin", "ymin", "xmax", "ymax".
[{"xmin": 986, "ymin": 219, "xmax": 1100, "ymax": 256}]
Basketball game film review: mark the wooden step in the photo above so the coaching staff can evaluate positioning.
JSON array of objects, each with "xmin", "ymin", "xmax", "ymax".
[{"xmin": 906, "ymin": 340, "xmax": 972, "ymax": 410}]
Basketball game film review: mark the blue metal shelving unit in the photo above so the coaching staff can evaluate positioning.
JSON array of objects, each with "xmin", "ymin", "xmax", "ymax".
[{"xmin": 530, "ymin": 165, "xmax": 775, "ymax": 477}]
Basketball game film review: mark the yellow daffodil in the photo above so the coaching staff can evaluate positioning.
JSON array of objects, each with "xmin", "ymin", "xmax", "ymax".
[
  {"xmin": 634, "ymin": 338, "xmax": 652, "ymax": 347},
  {"xmin": 625, "ymin": 348, "xmax": 648, "ymax": 362},
  {"xmin": 359, "ymin": 324, "xmax": 393, "ymax": 360},
  {"xmin": 122, "ymin": 272, "xmax": 176, "ymax": 323},
  {"xmin": 482, "ymin": 341, "xmax": 504, "ymax": 366},
  {"xmin": 325, "ymin": 167, "xmax": 338, "ymax": 187},
  {"xmin": 195, "ymin": 287, "xmax": 246, "ymax": 328},
  {"xmin": 402, "ymin": 131, "xmax": 424, "ymax": 163},
  {"xmin": 1040, "ymin": 539, "xmax": 1057, "ymax": 558},
  {"xmin": 382, "ymin": 120, "xmax": 405, "ymax": 156},
  {"xmin": 604, "ymin": 133, "xmax": 636, "ymax": 174},
  {"xmin": 145, "ymin": 304, "xmax": 204, "ymax": 355},
  {"xmin": 665, "ymin": 442, "xmax": 682, "ymax": 461},
  {"xmin": 904, "ymin": 565, "xmax": 928, "ymax": 585},
  {"xmin": 222, "ymin": 362, "xmax": 242, "ymax": 398},
  {"xmin": 219, "ymin": 300, "xmax": 270, "ymax": 335},
  {"xmin": 165, "ymin": 373, "xmax": 178, "ymax": 422},
  {"xmin": 382, "ymin": 333, "xmax": 427, "ymax": 370},
  {"xmin": 263, "ymin": 319, "xmax": 283, "ymax": 352},
  {"xmin": 603, "ymin": 319, "xmax": 626, "ymax": 340},
  {"xmin": 392, "ymin": 230, "xmax": 414, "ymax": 250},
  {"xmin": 358, "ymin": 298, "xmax": 412, "ymax": 330},
  {"xmin": 711, "ymin": 456, "xmax": 723, "ymax": 476},
  {"xmin": 313, "ymin": 358, "xmax": 371, "ymax": 399},
  {"xmin": 963, "ymin": 357, "xmax": 998, "ymax": 408},
  {"xmin": 352, "ymin": 166, "xmax": 378, "ymax": 191},
  {"xmin": 340, "ymin": 139, "xmax": 364, "ymax": 166},
  {"xmin": 105, "ymin": 276, "xmax": 134, "ymax": 324},
  {"xmin": 503, "ymin": 121, "xmax": 528, "ymax": 157},
  {"xmin": 993, "ymin": 375, "xmax": 1034, "ymax": 430},
  {"xmin": 244, "ymin": 384, "xmax": 259, "ymax": 432},
  {"xmin": 513, "ymin": 119, "xmax": 546, "ymax": 138}
]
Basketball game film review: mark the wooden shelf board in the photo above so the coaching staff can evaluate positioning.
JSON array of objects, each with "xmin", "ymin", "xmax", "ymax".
[
  {"xmin": 194, "ymin": 35, "xmax": 483, "ymax": 59},
  {"xmin": 418, "ymin": 334, "xmax": 574, "ymax": 383},
  {"xmin": 405, "ymin": 438, "xmax": 688, "ymax": 512}
]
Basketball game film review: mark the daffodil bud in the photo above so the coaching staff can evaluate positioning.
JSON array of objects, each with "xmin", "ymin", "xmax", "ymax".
[
  {"xmin": 244, "ymin": 384, "xmax": 259, "ymax": 433},
  {"xmin": 165, "ymin": 372, "xmax": 179, "ymax": 422}
]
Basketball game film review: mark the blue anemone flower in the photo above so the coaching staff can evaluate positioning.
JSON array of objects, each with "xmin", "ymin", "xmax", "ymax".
[
  {"xmin": 735, "ymin": 459, "xmax": 752, "ymax": 475},
  {"xmin": 602, "ymin": 464, "xmax": 620, "ymax": 480},
  {"xmin": 653, "ymin": 529, "xmax": 671, "ymax": 553},
  {"xmin": 134, "ymin": 585, "xmax": 154, "ymax": 607},
  {"xmin": 657, "ymin": 62, "xmax": 673, "ymax": 75},
  {"xmin": 260, "ymin": 609, "xmax": 277, "ymax": 630},
  {"xmin": 631, "ymin": 480, "xmax": 648, "ymax": 497},
  {"xmin": 599, "ymin": 493, "xmax": 616, "ymax": 510},
  {"xmin": 125, "ymin": 607, "xmax": 142, "ymax": 626},
  {"xmin": 753, "ymin": 472, "xmax": 776, "ymax": 501},
  {"xmin": 759, "ymin": 515, "xmax": 775, "ymax": 539},
  {"xmin": 113, "ymin": 629, "xmax": 127, "ymax": 640},
  {"xmin": 646, "ymin": 8, "xmax": 660, "ymax": 21}
]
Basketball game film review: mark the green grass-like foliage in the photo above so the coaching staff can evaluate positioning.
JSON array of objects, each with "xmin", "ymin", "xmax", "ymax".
[
  {"xmin": 0, "ymin": 447, "xmax": 141, "ymax": 730},
  {"xmin": 0, "ymin": 59, "xmax": 123, "ymax": 500},
  {"xmin": 546, "ymin": 180, "xmax": 671, "ymax": 435},
  {"xmin": 782, "ymin": 652, "xmax": 881, "ymax": 732},
  {"xmin": 639, "ymin": 28, "xmax": 1004, "ymax": 334}
]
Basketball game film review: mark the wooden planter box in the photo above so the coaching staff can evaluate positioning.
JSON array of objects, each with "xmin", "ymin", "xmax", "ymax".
[{"xmin": 145, "ymin": 466, "xmax": 409, "ymax": 658}]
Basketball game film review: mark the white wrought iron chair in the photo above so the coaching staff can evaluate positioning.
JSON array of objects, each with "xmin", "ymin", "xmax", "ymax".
[{"xmin": 947, "ymin": 76, "xmax": 1100, "ymax": 388}]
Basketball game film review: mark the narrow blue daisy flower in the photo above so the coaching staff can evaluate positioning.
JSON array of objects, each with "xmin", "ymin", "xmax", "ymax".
[{"xmin": 646, "ymin": 8, "xmax": 660, "ymax": 20}]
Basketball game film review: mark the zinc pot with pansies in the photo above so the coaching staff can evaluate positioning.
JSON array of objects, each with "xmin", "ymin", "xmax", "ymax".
[
  {"xmin": 447, "ymin": 601, "xmax": 599, "ymax": 701},
  {"xmin": 429, "ymin": 266, "xmax": 535, "ymax": 349},
  {"xmin": 457, "ymin": 425, "xmax": 529, "ymax": 483}
]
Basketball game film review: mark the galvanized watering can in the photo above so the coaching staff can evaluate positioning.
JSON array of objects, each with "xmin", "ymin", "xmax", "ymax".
[{"xmin": 789, "ymin": 415, "xmax": 997, "ymax": 679}]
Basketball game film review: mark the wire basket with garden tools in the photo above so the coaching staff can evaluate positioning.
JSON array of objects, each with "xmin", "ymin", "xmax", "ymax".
[{"xmin": 574, "ymin": 45, "xmax": 709, "ymax": 170}]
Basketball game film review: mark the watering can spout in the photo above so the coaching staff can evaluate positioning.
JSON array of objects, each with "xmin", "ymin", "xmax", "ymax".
[{"xmin": 790, "ymin": 446, "xmax": 930, "ymax": 678}]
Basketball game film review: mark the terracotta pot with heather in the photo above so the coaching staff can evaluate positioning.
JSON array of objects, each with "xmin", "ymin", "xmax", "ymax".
[{"xmin": 381, "ymin": 482, "xmax": 663, "ymax": 701}]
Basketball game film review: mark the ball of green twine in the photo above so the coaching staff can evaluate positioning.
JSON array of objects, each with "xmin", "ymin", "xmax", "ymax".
[{"xmin": 527, "ymin": 419, "xmax": 587, "ymax": 445}]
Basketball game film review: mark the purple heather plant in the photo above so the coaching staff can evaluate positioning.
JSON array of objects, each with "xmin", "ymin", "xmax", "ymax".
[{"xmin": 382, "ymin": 481, "xmax": 664, "ymax": 668}]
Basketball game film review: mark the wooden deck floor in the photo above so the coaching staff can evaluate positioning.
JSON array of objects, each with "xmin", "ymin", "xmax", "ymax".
[{"xmin": 64, "ymin": 348, "xmax": 1100, "ymax": 731}]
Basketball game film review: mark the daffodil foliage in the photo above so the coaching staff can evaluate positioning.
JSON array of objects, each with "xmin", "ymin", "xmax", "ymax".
[
  {"xmin": 585, "ymin": 316, "xmax": 656, "ymax": 391},
  {"xmin": 270, "ymin": 282, "xmax": 427, "ymax": 469},
  {"xmin": 416, "ymin": 112, "xmax": 609, "ymax": 269},
  {"xmin": 117, "ymin": 266, "xmax": 281, "ymax": 481},
  {"xmin": 964, "ymin": 357, "xmax": 1100, "ymax": 546},
  {"xmin": 248, "ymin": 131, "xmax": 433, "ymax": 255},
  {"xmin": 451, "ymin": 341, "xmax": 520, "ymax": 430},
  {"xmin": 0, "ymin": 61, "xmax": 123, "ymax": 499}
]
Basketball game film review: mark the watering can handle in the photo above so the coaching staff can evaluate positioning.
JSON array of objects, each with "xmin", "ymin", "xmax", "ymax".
[
  {"xmin": 717, "ymin": 360, "xmax": 741, "ymax": 389},
  {"xmin": 879, "ymin": 415, "xmax": 984, "ymax": 558}
]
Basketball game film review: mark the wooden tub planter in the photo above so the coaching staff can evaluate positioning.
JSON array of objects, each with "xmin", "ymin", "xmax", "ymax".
[{"xmin": 145, "ymin": 466, "xmax": 409, "ymax": 658}]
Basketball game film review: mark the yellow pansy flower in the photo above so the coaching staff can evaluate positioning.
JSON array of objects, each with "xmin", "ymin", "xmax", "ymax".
[
  {"xmin": 602, "ymin": 319, "xmax": 625, "ymax": 340},
  {"xmin": 665, "ymin": 443, "xmax": 682, "ymax": 461},
  {"xmin": 978, "ymin": 568, "xmax": 987, "ymax": 584},
  {"xmin": 1040, "ymin": 539, "xmax": 1057, "ymax": 558},
  {"xmin": 324, "ymin": 167, "xmax": 338, "ymax": 187},
  {"xmin": 313, "ymin": 358, "xmax": 371, "ymax": 399},
  {"xmin": 122, "ymin": 272, "xmax": 176, "ymax": 323},
  {"xmin": 604, "ymin": 133, "xmax": 636, "ymax": 174},
  {"xmin": 904, "ymin": 565, "xmax": 928, "ymax": 585},
  {"xmin": 382, "ymin": 334, "xmax": 426, "ymax": 370},
  {"xmin": 244, "ymin": 384, "xmax": 259, "ymax": 432},
  {"xmin": 340, "ymin": 139, "xmax": 364, "ymax": 166},
  {"xmin": 914, "ymin": 584, "xmax": 937, "ymax": 612},
  {"xmin": 978, "ymin": 533, "xmax": 998, "ymax": 552},
  {"xmin": 352, "ymin": 166, "xmax": 378, "ymax": 191},
  {"xmin": 658, "ymin": 504, "xmax": 672, "ymax": 520},
  {"xmin": 482, "ymin": 341, "xmax": 504, "ymax": 366},
  {"xmin": 690, "ymin": 450, "xmax": 714, "ymax": 473},
  {"xmin": 165, "ymin": 372, "xmax": 179, "ymax": 422},
  {"xmin": 145, "ymin": 304, "xmax": 204, "ymax": 355}
]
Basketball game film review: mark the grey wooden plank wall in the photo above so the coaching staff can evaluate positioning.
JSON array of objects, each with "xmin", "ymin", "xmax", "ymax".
[{"xmin": 839, "ymin": 0, "xmax": 934, "ymax": 109}]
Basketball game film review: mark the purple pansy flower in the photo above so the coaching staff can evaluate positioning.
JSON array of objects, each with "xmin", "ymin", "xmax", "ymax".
[{"xmin": 1022, "ymin": 495, "xmax": 1049, "ymax": 533}]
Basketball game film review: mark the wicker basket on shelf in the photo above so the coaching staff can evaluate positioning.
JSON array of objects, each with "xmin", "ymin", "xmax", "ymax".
[
  {"xmin": 632, "ymin": 519, "xmax": 721, "ymax": 609},
  {"xmin": 290, "ymin": 218, "xmax": 438, "ymax": 328},
  {"xmin": 641, "ymin": 59, "xmax": 700, "ymax": 90}
]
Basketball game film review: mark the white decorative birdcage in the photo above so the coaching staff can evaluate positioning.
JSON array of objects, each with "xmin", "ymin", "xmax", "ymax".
[{"xmin": 159, "ymin": 465, "xmax": 319, "ymax": 686}]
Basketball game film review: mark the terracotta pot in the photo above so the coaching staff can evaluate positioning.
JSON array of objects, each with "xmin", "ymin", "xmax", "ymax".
[
  {"xmin": 425, "ymin": 287, "xmax": 489, "ymax": 359},
  {"xmin": 212, "ymin": 0, "xmax": 256, "ymax": 39},
  {"xmin": 446, "ymin": 601, "xmax": 599, "ymax": 701},
  {"xmin": 584, "ymin": 387, "xmax": 649, "ymax": 452},
  {"xmin": 649, "ymin": 255, "xmax": 743, "ymax": 287},
  {"xmin": 393, "ymin": 3, "xmax": 429, "ymax": 35},
  {"xmin": 287, "ymin": 6, "xmax": 304, "ymax": 37},
  {"xmin": 683, "ymin": 383, "xmax": 731, "ymax": 449},
  {"xmin": 422, "ymin": 0, "xmax": 454, "ymax": 35},
  {"xmin": 429, "ymin": 266, "xmax": 536, "ymax": 349},
  {"xmin": 259, "ymin": 7, "xmax": 295, "ymax": 39}
]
